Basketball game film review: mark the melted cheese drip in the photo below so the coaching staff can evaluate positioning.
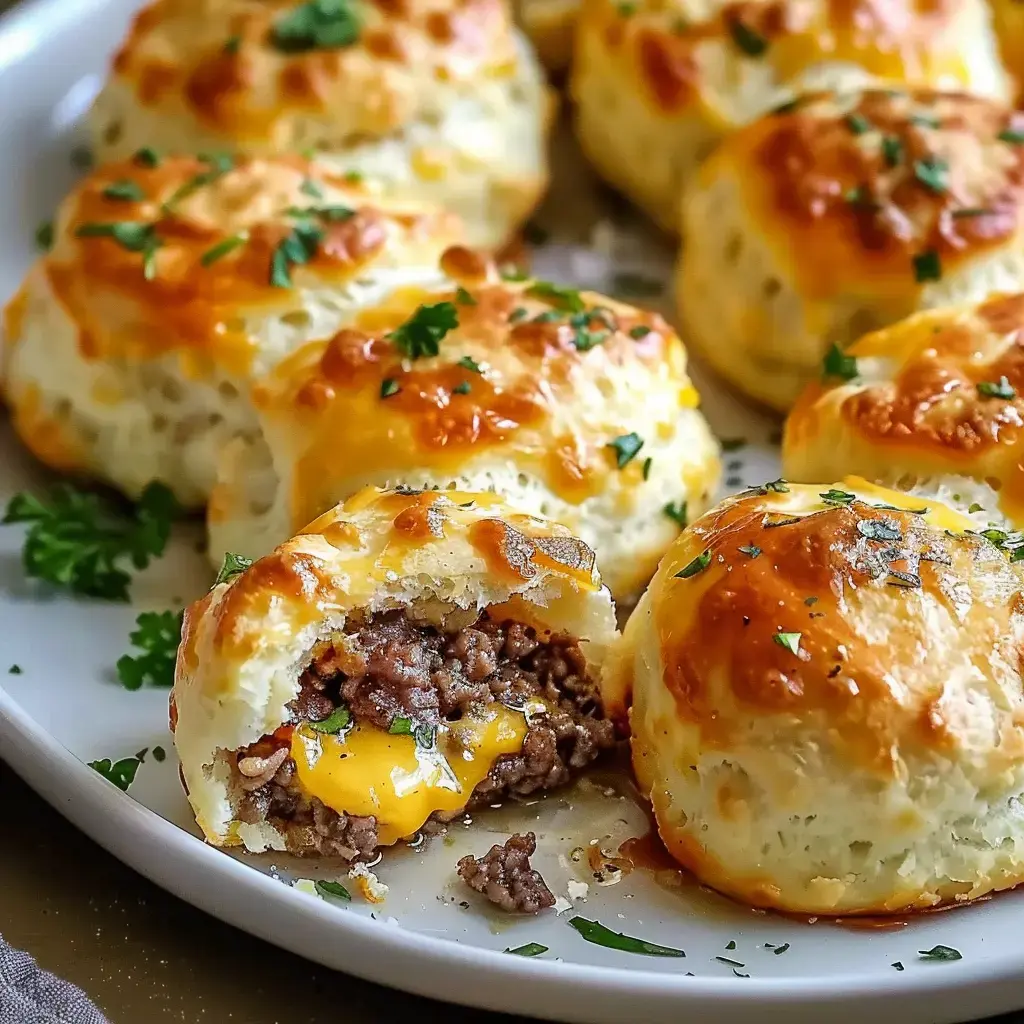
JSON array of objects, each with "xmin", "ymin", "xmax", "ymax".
[{"xmin": 291, "ymin": 701, "xmax": 543, "ymax": 844}]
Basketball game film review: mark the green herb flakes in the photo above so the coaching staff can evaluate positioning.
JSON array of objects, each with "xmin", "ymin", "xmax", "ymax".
[
  {"xmin": 315, "ymin": 879, "xmax": 352, "ymax": 900},
  {"xmin": 968, "ymin": 502, "xmax": 984, "ymax": 513},
  {"xmin": 300, "ymin": 178, "xmax": 325, "ymax": 199},
  {"xmin": 526, "ymin": 280, "xmax": 585, "ymax": 314},
  {"xmin": 822, "ymin": 343, "xmax": 858, "ymax": 381},
  {"xmin": 715, "ymin": 957, "xmax": 745, "ymax": 968},
  {"xmin": 75, "ymin": 220, "xmax": 157, "ymax": 252},
  {"xmin": 820, "ymin": 488, "xmax": 855, "ymax": 506},
  {"xmin": 664, "ymin": 501, "xmax": 688, "ymax": 527},
  {"xmin": 607, "ymin": 432, "xmax": 644, "ymax": 468},
  {"xmin": 773, "ymin": 943, "xmax": 790, "ymax": 955},
  {"xmin": 918, "ymin": 945, "xmax": 962, "ymax": 962},
  {"xmin": 270, "ymin": 222, "xmax": 324, "ymax": 287},
  {"xmin": 117, "ymin": 609, "xmax": 184, "ymax": 690},
  {"xmin": 629, "ymin": 325, "xmax": 652, "ymax": 339},
  {"xmin": 773, "ymin": 631, "xmax": 802, "ymax": 656},
  {"xmin": 675, "ymin": 551, "xmax": 711, "ymax": 579},
  {"xmin": 977, "ymin": 376, "xmax": 1015, "ymax": 400},
  {"xmin": 8, "ymin": 665, "xmax": 22, "ymax": 675},
  {"xmin": 102, "ymin": 179, "xmax": 146, "ymax": 203},
  {"xmin": 642, "ymin": 456, "xmax": 653, "ymax": 481},
  {"xmin": 389, "ymin": 716, "xmax": 414, "ymax": 736},
  {"xmin": 133, "ymin": 147, "xmax": 160, "ymax": 168},
  {"xmin": 568, "ymin": 917, "xmax": 685, "ymax": 957},
  {"xmin": 214, "ymin": 551, "xmax": 253, "ymax": 586},
  {"xmin": 892, "ymin": 961, "xmax": 905, "ymax": 971},
  {"xmin": 455, "ymin": 286, "xmax": 477, "ymax": 306},
  {"xmin": 999, "ymin": 128, "xmax": 1024, "ymax": 145},
  {"xmin": 845, "ymin": 113, "xmax": 872, "ymax": 135},
  {"xmin": 738, "ymin": 544, "xmax": 761, "ymax": 558},
  {"xmin": 89, "ymin": 755, "xmax": 143, "ymax": 792},
  {"xmin": 380, "ymin": 378, "xmax": 400, "ymax": 399},
  {"xmin": 35, "ymin": 221, "xmax": 54, "ymax": 250},
  {"xmin": 224, "ymin": 34, "xmax": 242, "ymax": 53},
  {"xmin": 389, "ymin": 302, "xmax": 459, "ymax": 360},
  {"xmin": 505, "ymin": 943, "xmax": 548, "ymax": 957},
  {"xmin": 457, "ymin": 355, "xmax": 483, "ymax": 373},
  {"xmin": 309, "ymin": 706, "xmax": 352, "ymax": 735},
  {"xmin": 453, "ymin": 381, "xmax": 471, "ymax": 395},
  {"xmin": 272, "ymin": 0, "xmax": 362, "ymax": 52},
  {"xmin": 153, "ymin": 746, "xmax": 166, "ymax": 762},
  {"xmin": 200, "ymin": 231, "xmax": 249, "ymax": 266},
  {"xmin": 881, "ymin": 136, "xmax": 903, "ymax": 167},
  {"xmin": 912, "ymin": 249, "xmax": 941, "ymax": 283},
  {"xmin": 728, "ymin": 19, "xmax": 767, "ymax": 56},
  {"xmin": 913, "ymin": 157, "xmax": 948, "ymax": 194}
]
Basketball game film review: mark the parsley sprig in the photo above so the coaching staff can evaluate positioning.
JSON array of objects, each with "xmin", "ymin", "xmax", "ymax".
[
  {"xmin": 389, "ymin": 302, "xmax": 459, "ymax": 359},
  {"xmin": 271, "ymin": 0, "xmax": 362, "ymax": 52},
  {"xmin": 117, "ymin": 610, "xmax": 184, "ymax": 690},
  {"xmin": 3, "ymin": 481, "xmax": 178, "ymax": 601}
]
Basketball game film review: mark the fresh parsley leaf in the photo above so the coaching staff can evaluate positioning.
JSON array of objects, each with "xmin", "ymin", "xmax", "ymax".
[
  {"xmin": 453, "ymin": 381, "xmax": 471, "ymax": 395},
  {"xmin": 457, "ymin": 355, "xmax": 482, "ymax": 373},
  {"xmin": 568, "ymin": 308, "xmax": 613, "ymax": 351},
  {"xmin": 389, "ymin": 716, "xmax": 414, "ymax": 735},
  {"xmin": 715, "ymin": 956, "xmax": 745, "ymax": 968},
  {"xmin": 300, "ymin": 178, "xmax": 324, "ymax": 199},
  {"xmin": 224, "ymin": 34, "xmax": 242, "ymax": 53},
  {"xmin": 918, "ymin": 945, "xmax": 962, "ymax": 962},
  {"xmin": 162, "ymin": 153, "xmax": 235, "ymax": 212},
  {"xmin": 891, "ymin": 961, "xmax": 904, "ymax": 971},
  {"xmin": 629, "ymin": 325, "xmax": 651, "ymax": 339},
  {"xmin": 102, "ymin": 179, "xmax": 145, "ymax": 202},
  {"xmin": 454, "ymin": 286, "xmax": 477, "ymax": 307},
  {"xmin": 642, "ymin": 456, "xmax": 653, "ymax": 481},
  {"xmin": 773, "ymin": 943, "xmax": 791, "ymax": 955},
  {"xmin": 664, "ymin": 501, "xmax": 688, "ymax": 527},
  {"xmin": 845, "ymin": 112, "xmax": 871, "ymax": 135},
  {"xmin": 509, "ymin": 306, "xmax": 529, "ymax": 324},
  {"xmin": 728, "ymin": 18, "xmax": 767, "ymax": 56},
  {"xmin": 914, "ymin": 157, "xmax": 948, "ymax": 194},
  {"xmin": 75, "ymin": 220, "xmax": 157, "ymax": 252},
  {"xmin": 200, "ymin": 231, "xmax": 249, "ymax": 266},
  {"xmin": 977, "ymin": 376, "xmax": 1015, "ymax": 399},
  {"xmin": 763, "ymin": 479, "xmax": 789, "ymax": 493},
  {"xmin": 822, "ymin": 343, "xmax": 858, "ymax": 381},
  {"xmin": 8, "ymin": 665, "xmax": 22, "ymax": 674},
  {"xmin": 309, "ymin": 706, "xmax": 352, "ymax": 734},
  {"xmin": 116, "ymin": 610, "xmax": 183, "ymax": 690},
  {"xmin": 725, "ymin": 940, "xmax": 736, "ymax": 950},
  {"xmin": 505, "ymin": 943, "xmax": 548, "ymax": 957},
  {"xmin": 380, "ymin": 378, "xmax": 400, "ymax": 398},
  {"xmin": 272, "ymin": 0, "xmax": 362, "ymax": 51},
  {"xmin": 315, "ymin": 879, "xmax": 352, "ymax": 900},
  {"xmin": 35, "ymin": 221, "xmax": 54, "ymax": 250},
  {"xmin": 968, "ymin": 502, "xmax": 984, "ymax": 513},
  {"xmin": 804, "ymin": 596, "xmax": 818, "ymax": 606},
  {"xmin": 913, "ymin": 249, "xmax": 941, "ymax": 283},
  {"xmin": 607, "ymin": 432, "xmax": 644, "ymax": 468},
  {"xmin": 3, "ymin": 481, "xmax": 177, "ymax": 601},
  {"xmin": 286, "ymin": 203, "xmax": 355, "ymax": 222},
  {"xmin": 882, "ymin": 136, "xmax": 903, "ymax": 167},
  {"xmin": 999, "ymin": 128, "xmax": 1024, "ymax": 144},
  {"xmin": 526, "ymin": 281, "xmax": 585, "ymax": 314},
  {"xmin": 675, "ymin": 551, "xmax": 711, "ymax": 579},
  {"xmin": 133, "ymin": 147, "xmax": 160, "ymax": 168},
  {"xmin": 568, "ymin": 917, "xmax": 685, "ymax": 957},
  {"xmin": 773, "ymin": 631, "xmax": 801, "ymax": 655},
  {"xmin": 820, "ymin": 488, "xmax": 855, "ymax": 505},
  {"xmin": 88, "ymin": 755, "xmax": 143, "ymax": 791},
  {"xmin": 269, "ymin": 222, "xmax": 323, "ymax": 287},
  {"xmin": 214, "ymin": 551, "xmax": 253, "ymax": 586},
  {"xmin": 738, "ymin": 544, "xmax": 761, "ymax": 558},
  {"xmin": 389, "ymin": 302, "xmax": 459, "ymax": 359}
]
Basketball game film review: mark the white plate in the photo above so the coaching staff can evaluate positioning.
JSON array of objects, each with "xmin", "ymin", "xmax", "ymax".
[{"xmin": 2, "ymin": 2, "xmax": 1024, "ymax": 1021}]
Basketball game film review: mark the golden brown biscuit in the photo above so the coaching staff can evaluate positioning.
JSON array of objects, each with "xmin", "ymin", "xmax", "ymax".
[
  {"xmin": 678, "ymin": 89, "xmax": 1024, "ymax": 412},
  {"xmin": 208, "ymin": 247, "xmax": 721, "ymax": 603},
  {"xmin": 572, "ymin": 0, "xmax": 1010, "ymax": 231},
  {"xmin": 607, "ymin": 478, "xmax": 1024, "ymax": 914},
  {"xmin": 89, "ymin": 0, "xmax": 553, "ymax": 248},
  {"xmin": 173, "ymin": 486, "xmax": 619, "ymax": 856},
  {"xmin": 0, "ymin": 152, "xmax": 462, "ymax": 506},
  {"xmin": 517, "ymin": 0, "xmax": 579, "ymax": 74},
  {"xmin": 783, "ymin": 292, "xmax": 1024, "ymax": 523}
]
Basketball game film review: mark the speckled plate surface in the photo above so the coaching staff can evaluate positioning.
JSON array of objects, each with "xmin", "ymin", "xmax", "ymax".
[{"xmin": 3, "ymin": 1, "xmax": 1024, "ymax": 1020}]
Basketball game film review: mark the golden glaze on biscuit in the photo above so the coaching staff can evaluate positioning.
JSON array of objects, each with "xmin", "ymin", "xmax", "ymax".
[{"xmin": 784, "ymin": 292, "xmax": 1024, "ymax": 521}]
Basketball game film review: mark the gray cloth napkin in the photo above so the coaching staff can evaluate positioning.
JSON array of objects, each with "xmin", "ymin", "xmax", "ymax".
[{"xmin": 0, "ymin": 935, "xmax": 109, "ymax": 1024}]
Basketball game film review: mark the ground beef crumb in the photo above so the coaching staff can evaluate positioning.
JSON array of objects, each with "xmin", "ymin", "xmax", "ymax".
[{"xmin": 456, "ymin": 832, "xmax": 555, "ymax": 914}]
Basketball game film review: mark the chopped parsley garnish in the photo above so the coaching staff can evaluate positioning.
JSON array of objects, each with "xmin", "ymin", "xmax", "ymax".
[
  {"xmin": 389, "ymin": 302, "xmax": 459, "ymax": 360},
  {"xmin": 820, "ymin": 488, "xmax": 855, "ymax": 506},
  {"xmin": 629, "ymin": 325, "xmax": 652, "ymax": 339},
  {"xmin": 857, "ymin": 519, "xmax": 901, "ymax": 542},
  {"xmin": 509, "ymin": 306, "xmax": 529, "ymax": 324},
  {"xmin": 738, "ymin": 545, "xmax": 761, "ymax": 558},
  {"xmin": 153, "ymin": 746, "xmax": 166, "ymax": 762},
  {"xmin": 8, "ymin": 664, "xmax": 22, "ymax": 674},
  {"xmin": 968, "ymin": 501, "xmax": 984, "ymax": 513},
  {"xmin": 892, "ymin": 961, "xmax": 905, "ymax": 971},
  {"xmin": 720, "ymin": 437, "xmax": 746, "ymax": 452},
  {"xmin": 309, "ymin": 706, "xmax": 352, "ymax": 734},
  {"xmin": 271, "ymin": 0, "xmax": 362, "ymax": 52},
  {"xmin": 664, "ymin": 501, "xmax": 688, "ymax": 527},
  {"xmin": 269, "ymin": 222, "xmax": 323, "ymax": 287},
  {"xmin": 642, "ymin": 457, "xmax": 653, "ymax": 481},
  {"xmin": 133, "ymin": 147, "xmax": 160, "ymax": 168},
  {"xmin": 380, "ymin": 378, "xmax": 400, "ymax": 398},
  {"xmin": 728, "ymin": 19, "xmax": 767, "ymax": 56},
  {"xmin": 568, "ymin": 308, "xmax": 614, "ymax": 351},
  {"xmin": 845, "ymin": 113, "xmax": 872, "ymax": 135},
  {"xmin": 913, "ymin": 157, "xmax": 948, "ymax": 194},
  {"xmin": 315, "ymin": 879, "xmax": 352, "ymax": 900},
  {"xmin": 977, "ymin": 376, "xmax": 1015, "ymax": 399},
  {"xmin": 162, "ymin": 153, "xmax": 235, "ymax": 212},
  {"xmin": 224, "ymin": 34, "xmax": 242, "ymax": 53},
  {"xmin": 773, "ymin": 631, "xmax": 801, "ymax": 655},
  {"xmin": 773, "ymin": 943, "xmax": 791, "ymax": 955},
  {"xmin": 607, "ymin": 432, "xmax": 644, "ymax": 468},
  {"xmin": 675, "ymin": 551, "xmax": 711, "ymax": 579},
  {"xmin": 763, "ymin": 478, "xmax": 789, "ymax": 493},
  {"xmin": 102, "ymin": 179, "xmax": 145, "ymax": 202},
  {"xmin": 611, "ymin": 272, "xmax": 662, "ymax": 297},
  {"xmin": 88, "ymin": 755, "xmax": 143, "ymax": 791},
  {"xmin": 568, "ymin": 917, "xmax": 685, "ymax": 957},
  {"xmin": 822, "ymin": 343, "xmax": 858, "ymax": 381},
  {"xmin": 75, "ymin": 220, "xmax": 157, "ymax": 251},
  {"xmin": 912, "ymin": 250, "xmax": 941, "ymax": 283},
  {"xmin": 804, "ymin": 596, "xmax": 818, "ymax": 606},
  {"xmin": 455, "ymin": 286, "xmax": 477, "ymax": 306},
  {"xmin": 35, "ymin": 221, "xmax": 53, "ymax": 250},
  {"xmin": 200, "ymin": 231, "xmax": 249, "ymax": 266},
  {"xmin": 300, "ymin": 178, "xmax": 324, "ymax": 199},
  {"xmin": 725, "ymin": 940, "xmax": 736, "ymax": 950},
  {"xmin": 3, "ymin": 481, "xmax": 177, "ymax": 601},
  {"xmin": 715, "ymin": 957, "xmax": 745, "ymax": 968},
  {"xmin": 214, "ymin": 551, "xmax": 253, "ymax": 586},
  {"xmin": 918, "ymin": 945, "xmax": 962, "ymax": 962},
  {"xmin": 843, "ymin": 186, "xmax": 877, "ymax": 209},
  {"xmin": 116, "ymin": 609, "xmax": 183, "ymax": 690},
  {"xmin": 526, "ymin": 280, "xmax": 585, "ymax": 314},
  {"xmin": 882, "ymin": 136, "xmax": 903, "ymax": 167},
  {"xmin": 453, "ymin": 381, "xmax": 471, "ymax": 395},
  {"xmin": 999, "ymin": 128, "xmax": 1024, "ymax": 145},
  {"xmin": 505, "ymin": 943, "xmax": 548, "ymax": 957},
  {"xmin": 389, "ymin": 716, "xmax": 414, "ymax": 736},
  {"xmin": 457, "ymin": 356, "xmax": 482, "ymax": 373},
  {"xmin": 287, "ymin": 203, "xmax": 355, "ymax": 222},
  {"xmin": 910, "ymin": 114, "xmax": 940, "ymax": 129}
]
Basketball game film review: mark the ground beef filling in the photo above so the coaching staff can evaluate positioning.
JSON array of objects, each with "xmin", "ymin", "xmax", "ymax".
[
  {"xmin": 229, "ymin": 611, "xmax": 616, "ymax": 858},
  {"xmin": 458, "ymin": 832, "xmax": 555, "ymax": 914}
]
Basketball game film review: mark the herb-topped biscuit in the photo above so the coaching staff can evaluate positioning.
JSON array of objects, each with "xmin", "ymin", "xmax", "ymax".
[
  {"xmin": 677, "ymin": 89, "xmax": 1024, "ymax": 412},
  {"xmin": 571, "ymin": 0, "xmax": 1010, "ymax": 232},
  {"xmin": 1, "ymin": 152, "xmax": 462, "ymax": 507},
  {"xmin": 605, "ymin": 478, "xmax": 1024, "ymax": 914},
  {"xmin": 207, "ymin": 247, "xmax": 721, "ymax": 604},
  {"xmin": 88, "ymin": 0, "xmax": 553, "ymax": 248},
  {"xmin": 783, "ymin": 292, "xmax": 1024, "ymax": 524}
]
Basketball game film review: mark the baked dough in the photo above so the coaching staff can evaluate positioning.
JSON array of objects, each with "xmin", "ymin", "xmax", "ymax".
[
  {"xmin": 1, "ymin": 152, "xmax": 462, "ymax": 507},
  {"xmin": 516, "ymin": 0, "xmax": 579, "ymax": 74},
  {"xmin": 572, "ymin": 0, "xmax": 1010, "ymax": 232},
  {"xmin": 606, "ymin": 478, "xmax": 1024, "ymax": 914},
  {"xmin": 678, "ymin": 89, "xmax": 1024, "ymax": 412},
  {"xmin": 173, "ymin": 486, "xmax": 619, "ymax": 856},
  {"xmin": 783, "ymin": 292, "xmax": 1024, "ymax": 525},
  {"xmin": 207, "ymin": 245, "xmax": 721, "ymax": 603},
  {"xmin": 88, "ymin": 0, "xmax": 553, "ymax": 249}
]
